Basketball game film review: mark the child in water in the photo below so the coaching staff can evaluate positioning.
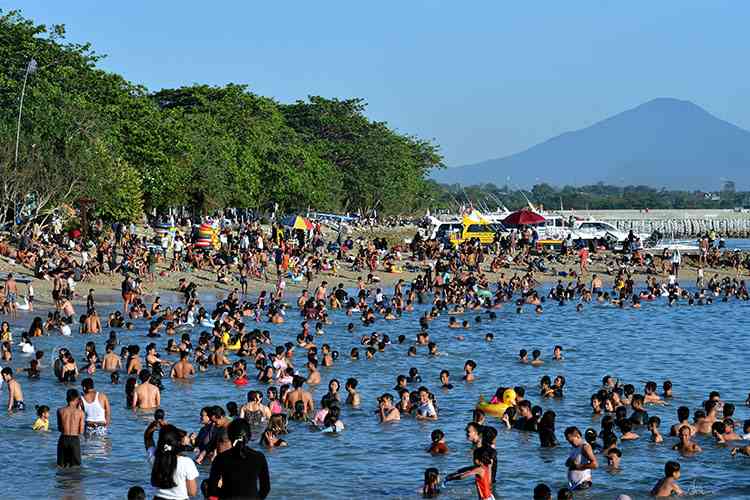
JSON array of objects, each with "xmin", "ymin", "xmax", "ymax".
[
  {"xmin": 427, "ymin": 429, "xmax": 448, "ymax": 455},
  {"xmin": 422, "ymin": 467, "xmax": 440, "ymax": 498},
  {"xmin": 32, "ymin": 405, "xmax": 49, "ymax": 431},
  {"xmin": 445, "ymin": 447, "xmax": 495, "ymax": 500},
  {"xmin": 650, "ymin": 460, "xmax": 684, "ymax": 497}
]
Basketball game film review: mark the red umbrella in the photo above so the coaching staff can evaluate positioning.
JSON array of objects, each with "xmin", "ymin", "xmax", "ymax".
[{"xmin": 503, "ymin": 209, "xmax": 546, "ymax": 225}]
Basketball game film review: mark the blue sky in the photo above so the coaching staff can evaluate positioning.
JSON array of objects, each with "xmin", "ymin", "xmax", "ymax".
[{"xmin": 10, "ymin": 1, "xmax": 750, "ymax": 166}]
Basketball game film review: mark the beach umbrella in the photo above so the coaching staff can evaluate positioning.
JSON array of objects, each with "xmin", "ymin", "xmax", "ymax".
[
  {"xmin": 281, "ymin": 215, "xmax": 313, "ymax": 230},
  {"xmin": 503, "ymin": 209, "xmax": 545, "ymax": 226}
]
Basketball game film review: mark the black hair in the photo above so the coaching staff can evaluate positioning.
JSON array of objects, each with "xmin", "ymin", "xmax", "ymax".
[
  {"xmin": 81, "ymin": 378, "xmax": 94, "ymax": 392},
  {"xmin": 227, "ymin": 418, "xmax": 252, "ymax": 458},
  {"xmin": 533, "ymin": 483, "xmax": 552, "ymax": 500},
  {"xmin": 66, "ymin": 389, "xmax": 79, "ymax": 403},
  {"xmin": 723, "ymin": 402, "xmax": 735, "ymax": 417},
  {"xmin": 665, "ymin": 460, "xmax": 680, "ymax": 477},
  {"xmin": 127, "ymin": 486, "xmax": 146, "ymax": 500},
  {"xmin": 150, "ymin": 424, "xmax": 185, "ymax": 488},
  {"xmin": 677, "ymin": 406, "xmax": 690, "ymax": 422},
  {"xmin": 481, "ymin": 425, "xmax": 498, "ymax": 444}
]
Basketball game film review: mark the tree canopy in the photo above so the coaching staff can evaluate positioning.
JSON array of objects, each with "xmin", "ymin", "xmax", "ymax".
[{"xmin": 0, "ymin": 9, "xmax": 443, "ymax": 225}]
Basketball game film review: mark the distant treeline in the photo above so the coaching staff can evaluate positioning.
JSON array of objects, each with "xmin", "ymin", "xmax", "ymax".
[
  {"xmin": 433, "ymin": 182, "xmax": 750, "ymax": 211},
  {"xmin": 0, "ymin": 10, "xmax": 442, "ymax": 225}
]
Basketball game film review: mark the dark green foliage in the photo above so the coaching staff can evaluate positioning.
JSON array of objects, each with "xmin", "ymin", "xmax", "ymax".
[{"xmin": 0, "ymin": 10, "xmax": 443, "ymax": 222}]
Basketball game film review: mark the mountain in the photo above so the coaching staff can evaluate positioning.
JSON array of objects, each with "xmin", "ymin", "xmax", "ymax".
[{"xmin": 432, "ymin": 98, "xmax": 750, "ymax": 190}]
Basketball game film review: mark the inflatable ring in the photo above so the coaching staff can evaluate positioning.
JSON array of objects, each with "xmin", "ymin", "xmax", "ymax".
[{"xmin": 476, "ymin": 388, "xmax": 516, "ymax": 417}]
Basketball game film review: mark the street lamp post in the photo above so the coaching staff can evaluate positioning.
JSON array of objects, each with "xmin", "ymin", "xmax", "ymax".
[
  {"xmin": 13, "ymin": 58, "xmax": 37, "ymax": 230},
  {"xmin": 14, "ymin": 58, "xmax": 37, "ymax": 165}
]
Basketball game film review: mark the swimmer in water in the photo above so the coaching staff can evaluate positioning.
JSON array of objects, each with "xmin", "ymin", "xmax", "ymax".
[
  {"xmin": 440, "ymin": 370, "xmax": 454, "ymax": 390},
  {"xmin": 605, "ymin": 448, "xmax": 621, "ymax": 470},
  {"xmin": 552, "ymin": 345, "xmax": 563, "ymax": 361},
  {"xmin": 672, "ymin": 425, "xmax": 701, "ymax": 454},
  {"xmin": 445, "ymin": 447, "xmax": 495, "ymax": 500},
  {"xmin": 345, "ymin": 378, "xmax": 360, "ymax": 407},
  {"xmin": 670, "ymin": 407, "xmax": 695, "ymax": 437},
  {"xmin": 377, "ymin": 393, "xmax": 400, "ymax": 423},
  {"xmin": 530, "ymin": 350, "xmax": 543, "ymax": 366},
  {"xmin": 463, "ymin": 360, "xmax": 476, "ymax": 382},
  {"xmin": 650, "ymin": 460, "xmax": 684, "ymax": 497},
  {"xmin": 648, "ymin": 417, "xmax": 663, "ymax": 443},
  {"xmin": 427, "ymin": 429, "xmax": 448, "ymax": 455}
]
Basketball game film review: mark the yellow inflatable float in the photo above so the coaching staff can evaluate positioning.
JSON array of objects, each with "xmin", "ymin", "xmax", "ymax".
[
  {"xmin": 220, "ymin": 331, "xmax": 242, "ymax": 351},
  {"xmin": 476, "ymin": 388, "xmax": 516, "ymax": 417}
]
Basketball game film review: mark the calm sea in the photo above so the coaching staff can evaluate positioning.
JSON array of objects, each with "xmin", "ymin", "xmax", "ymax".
[{"xmin": 2, "ymin": 244, "xmax": 750, "ymax": 499}]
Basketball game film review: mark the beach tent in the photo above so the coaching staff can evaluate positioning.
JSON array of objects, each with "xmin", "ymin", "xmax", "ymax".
[
  {"xmin": 281, "ymin": 215, "xmax": 314, "ymax": 230},
  {"xmin": 503, "ymin": 209, "xmax": 545, "ymax": 226}
]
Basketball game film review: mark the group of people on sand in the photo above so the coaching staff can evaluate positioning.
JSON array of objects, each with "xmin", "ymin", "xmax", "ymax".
[{"xmin": 2, "ymin": 214, "xmax": 750, "ymax": 500}]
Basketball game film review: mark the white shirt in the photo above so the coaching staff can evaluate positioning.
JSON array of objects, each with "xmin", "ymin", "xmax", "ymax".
[
  {"xmin": 671, "ymin": 250, "xmax": 682, "ymax": 264},
  {"xmin": 154, "ymin": 455, "xmax": 199, "ymax": 500},
  {"xmin": 417, "ymin": 401, "xmax": 437, "ymax": 418},
  {"xmin": 272, "ymin": 357, "xmax": 288, "ymax": 371}
]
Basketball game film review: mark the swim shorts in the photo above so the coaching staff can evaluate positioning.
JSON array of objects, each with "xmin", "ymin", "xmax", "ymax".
[
  {"xmin": 13, "ymin": 400, "xmax": 25, "ymax": 411},
  {"xmin": 57, "ymin": 435, "xmax": 81, "ymax": 467},
  {"xmin": 85, "ymin": 424, "xmax": 109, "ymax": 437},
  {"xmin": 7, "ymin": 292, "xmax": 16, "ymax": 303}
]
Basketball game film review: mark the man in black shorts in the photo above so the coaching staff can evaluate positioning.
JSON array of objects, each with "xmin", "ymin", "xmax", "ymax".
[{"xmin": 57, "ymin": 389, "xmax": 85, "ymax": 467}]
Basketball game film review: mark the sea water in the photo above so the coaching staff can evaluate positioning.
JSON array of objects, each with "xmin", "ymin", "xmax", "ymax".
[{"xmin": 2, "ymin": 275, "xmax": 750, "ymax": 498}]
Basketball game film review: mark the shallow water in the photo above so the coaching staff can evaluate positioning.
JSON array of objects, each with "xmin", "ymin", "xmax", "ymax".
[{"xmin": 3, "ymin": 277, "xmax": 750, "ymax": 498}]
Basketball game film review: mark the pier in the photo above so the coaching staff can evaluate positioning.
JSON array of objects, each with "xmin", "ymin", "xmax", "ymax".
[{"xmin": 572, "ymin": 209, "xmax": 750, "ymax": 238}]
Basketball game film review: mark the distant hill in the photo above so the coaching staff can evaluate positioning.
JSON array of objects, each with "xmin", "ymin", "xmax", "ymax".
[{"xmin": 433, "ymin": 98, "xmax": 750, "ymax": 190}]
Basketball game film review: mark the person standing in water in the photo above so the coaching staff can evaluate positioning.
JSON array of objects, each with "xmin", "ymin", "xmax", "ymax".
[
  {"xmin": 564, "ymin": 426, "xmax": 597, "ymax": 491},
  {"xmin": 57, "ymin": 389, "xmax": 85, "ymax": 467},
  {"xmin": 133, "ymin": 369, "xmax": 161, "ymax": 410},
  {"xmin": 102, "ymin": 345, "xmax": 121, "ymax": 372},
  {"xmin": 2, "ymin": 367, "xmax": 24, "ymax": 412},
  {"xmin": 207, "ymin": 419, "xmax": 271, "ymax": 499},
  {"xmin": 650, "ymin": 461, "xmax": 684, "ymax": 497},
  {"xmin": 81, "ymin": 378, "xmax": 111, "ymax": 437},
  {"xmin": 4, "ymin": 273, "xmax": 18, "ymax": 319},
  {"xmin": 170, "ymin": 351, "xmax": 195, "ymax": 379}
]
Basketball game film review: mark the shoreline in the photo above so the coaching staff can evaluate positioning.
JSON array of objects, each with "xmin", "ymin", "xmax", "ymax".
[{"xmin": 1, "ymin": 246, "xmax": 744, "ymax": 314}]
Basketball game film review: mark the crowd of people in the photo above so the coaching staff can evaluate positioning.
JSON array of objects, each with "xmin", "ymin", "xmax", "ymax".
[{"xmin": 1, "ymin": 215, "xmax": 750, "ymax": 499}]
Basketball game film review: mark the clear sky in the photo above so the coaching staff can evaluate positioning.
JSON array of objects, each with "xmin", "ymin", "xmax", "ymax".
[{"xmin": 9, "ymin": 1, "xmax": 750, "ymax": 166}]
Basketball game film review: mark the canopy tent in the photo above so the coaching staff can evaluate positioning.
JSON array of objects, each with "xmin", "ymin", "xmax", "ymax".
[
  {"xmin": 281, "ymin": 215, "xmax": 314, "ymax": 230},
  {"xmin": 503, "ymin": 209, "xmax": 545, "ymax": 226}
]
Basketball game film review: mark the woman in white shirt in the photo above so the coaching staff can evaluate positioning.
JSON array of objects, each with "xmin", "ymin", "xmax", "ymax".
[{"xmin": 151, "ymin": 425, "xmax": 199, "ymax": 499}]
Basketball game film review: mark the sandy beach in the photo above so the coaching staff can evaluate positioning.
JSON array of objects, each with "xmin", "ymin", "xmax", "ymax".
[{"xmin": 0, "ymin": 225, "xmax": 741, "ymax": 312}]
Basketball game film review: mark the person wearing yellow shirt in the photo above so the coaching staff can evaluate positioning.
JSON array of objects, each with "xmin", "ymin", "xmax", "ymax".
[{"xmin": 33, "ymin": 404, "xmax": 50, "ymax": 431}]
